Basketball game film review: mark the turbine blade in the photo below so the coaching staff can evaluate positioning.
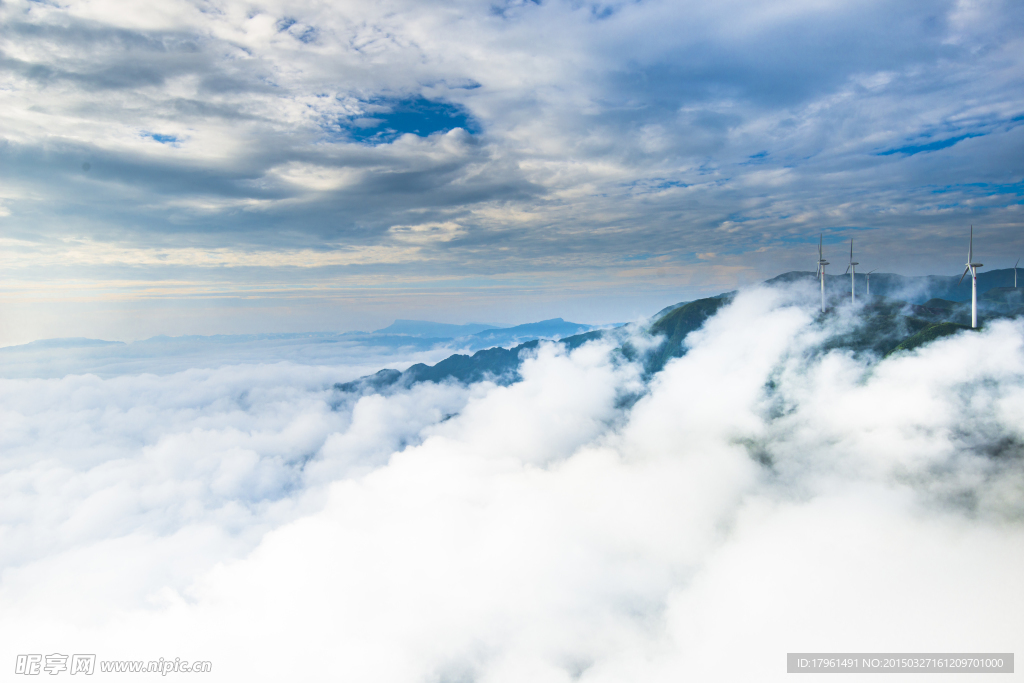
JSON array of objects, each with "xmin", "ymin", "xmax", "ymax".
[
  {"xmin": 845, "ymin": 265, "xmax": 850, "ymax": 274},
  {"xmin": 958, "ymin": 265, "xmax": 970, "ymax": 286},
  {"xmin": 969, "ymin": 225, "xmax": 973, "ymax": 262}
]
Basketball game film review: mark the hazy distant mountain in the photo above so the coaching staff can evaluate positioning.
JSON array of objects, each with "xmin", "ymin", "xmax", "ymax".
[
  {"xmin": 0, "ymin": 331, "xmax": 453, "ymax": 379},
  {"xmin": 7, "ymin": 337, "xmax": 126, "ymax": 349},
  {"xmin": 467, "ymin": 318, "xmax": 598, "ymax": 346},
  {"xmin": 372, "ymin": 320, "xmax": 503, "ymax": 337},
  {"xmin": 982, "ymin": 287, "xmax": 1024, "ymax": 305},
  {"xmin": 1, "ymin": 318, "xmax": 605, "ymax": 379},
  {"xmin": 371, "ymin": 317, "xmax": 599, "ymax": 346}
]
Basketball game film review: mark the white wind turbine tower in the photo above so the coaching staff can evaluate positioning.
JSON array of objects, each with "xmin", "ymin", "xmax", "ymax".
[
  {"xmin": 866, "ymin": 269, "xmax": 876, "ymax": 297},
  {"xmin": 958, "ymin": 225, "xmax": 984, "ymax": 329},
  {"xmin": 816, "ymin": 234, "xmax": 829, "ymax": 313},
  {"xmin": 844, "ymin": 238, "xmax": 859, "ymax": 303}
]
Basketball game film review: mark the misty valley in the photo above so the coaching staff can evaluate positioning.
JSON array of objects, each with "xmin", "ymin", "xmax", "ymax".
[{"xmin": 2, "ymin": 273, "xmax": 1022, "ymax": 680}]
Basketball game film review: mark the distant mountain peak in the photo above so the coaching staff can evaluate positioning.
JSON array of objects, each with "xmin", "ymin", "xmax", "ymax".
[{"xmin": 373, "ymin": 320, "xmax": 503, "ymax": 337}]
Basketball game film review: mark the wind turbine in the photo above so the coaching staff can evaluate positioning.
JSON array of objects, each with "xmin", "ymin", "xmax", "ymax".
[
  {"xmin": 844, "ymin": 238, "xmax": 859, "ymax": 303},
  {"xmin": 958, "ymin": 225, "xmax": 984, "ymax": 329},
  {"xmin": 866, "ymin": 269, "xmax": 876, "ymax": 297},
  {"xmin": 816, "ymin": 234, "xmax": 829, "ymax": 313}
]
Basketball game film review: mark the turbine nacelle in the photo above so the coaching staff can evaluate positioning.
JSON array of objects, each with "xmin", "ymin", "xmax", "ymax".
[
  {"xmin": 959, "ymin": 262, "xmax": 984, "ymax": 285},
  {"xmin": 816, "ymin": 234, "xmax": 828, "ymax": 312},
  {"xmin": 846, "ymin": 239, "xmax": 859, "ymax": 302},
  {"xmin": 961, "ymin": 225, "xmax": 982, "ymax": 329},
  {"xmin": 959, "ymin": 225, "xmax": 982, "ymax": 286}
]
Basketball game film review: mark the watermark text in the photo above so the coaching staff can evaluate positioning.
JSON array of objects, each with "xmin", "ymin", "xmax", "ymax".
[{"xmin": 16, "ymin": 654, "xmax": 211, "ymax": 675}]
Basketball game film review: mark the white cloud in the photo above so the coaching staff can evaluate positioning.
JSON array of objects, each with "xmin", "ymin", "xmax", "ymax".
[
  {"xmin": 2, "ymin": 0, "xmax": 1023, "ymax": 343},
  {"xmin": 0, "ymin": 287, "xmax": 1021, "ymax": 680},
  {"xmin": 388, "ymin": 221, "xmax": 466, "ymax": 244}
]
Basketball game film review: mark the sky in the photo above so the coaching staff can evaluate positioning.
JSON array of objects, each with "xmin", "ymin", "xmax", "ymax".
[
  {"xmin": 1, "ymin": 0, "xmax": 1023, "ymax": 343},
  {"xmin": 4, "ymin": 5, "xmax": 1023, "ymax": 677},
  {"xmin": 2, "ymin": 284, "xmax": 1022, "ymax": 681}
]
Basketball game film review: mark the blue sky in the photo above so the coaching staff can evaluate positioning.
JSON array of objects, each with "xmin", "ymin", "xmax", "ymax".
[{"xmin": 1, "ymin": 0, "xmax": 1023, "ymax": 343}]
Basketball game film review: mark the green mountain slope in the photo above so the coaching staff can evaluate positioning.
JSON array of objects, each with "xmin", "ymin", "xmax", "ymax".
[
  {"xmin": 335, "ymin": 331, "xmax": 605, "ymax": 393},
  {"xmin": 336, "ymin": 281, "xmax": 1024, "ymax": 396},
  {"xmin": 887, "ymin": 322, "xmax": 972, "ymax": 356},
  {"xmin": 645, "ymin": 295, "xmax": 732, "ymax": 371}
]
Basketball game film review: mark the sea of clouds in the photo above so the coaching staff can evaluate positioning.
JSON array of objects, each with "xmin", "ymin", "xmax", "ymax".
[{"xmin": 2, "ymin": 284, "xmax": 1022, "ymax": 681}]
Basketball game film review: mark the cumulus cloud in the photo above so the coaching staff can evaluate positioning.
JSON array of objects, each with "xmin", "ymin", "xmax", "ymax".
[
  {"xmin": 1, "ymin": 285, "xmax": 1021, "ymax": 680},
  {"xmin": 1, "ymin": 0, "xmax": 1023, "ymax": 339}
]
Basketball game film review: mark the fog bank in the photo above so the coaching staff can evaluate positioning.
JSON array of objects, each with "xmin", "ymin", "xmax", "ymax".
[{"xmin": 1, "ymin": 285, "xmax": 1022, "ymax": 681}]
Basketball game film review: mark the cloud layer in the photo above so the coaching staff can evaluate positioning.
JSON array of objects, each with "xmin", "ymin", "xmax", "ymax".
[
  {"xmin": 1, "ymin": 0, "xmax": 1023, "ymax": 339},
  {"xmin": 1, "ymin": 285, "xmax": 1022, "ymax": 680}
]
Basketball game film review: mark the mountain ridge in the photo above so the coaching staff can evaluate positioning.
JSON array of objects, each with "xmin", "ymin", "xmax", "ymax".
[{"xmin": 336, "ymin": 272, "xmax": 1024, "ymax": 395}]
